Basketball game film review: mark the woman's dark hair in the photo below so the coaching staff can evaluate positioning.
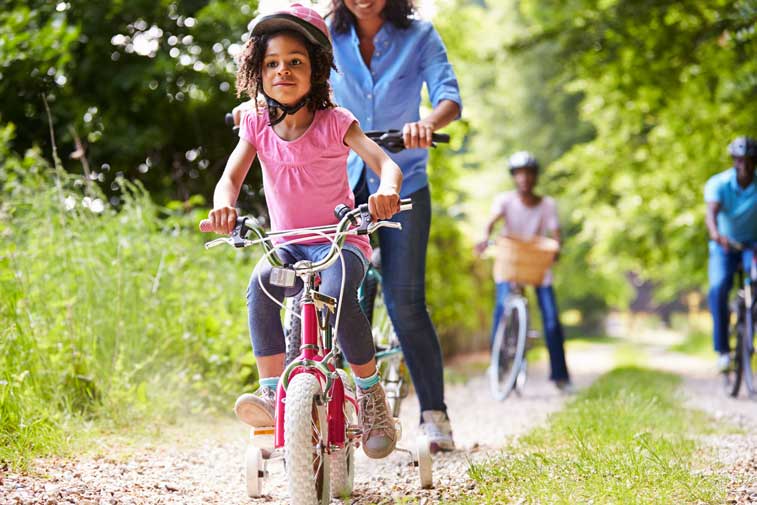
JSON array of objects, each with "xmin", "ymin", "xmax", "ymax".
[
  {"xmin": 329, "ymin": 0, "xmax": 414, "ymax": 34},
  {"xmin": 235, "ymin": 30, "xmax": 336, "ymax": 112}
]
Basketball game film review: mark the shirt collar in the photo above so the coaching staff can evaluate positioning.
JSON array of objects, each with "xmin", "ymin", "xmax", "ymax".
[
  {"xmin": 729, "ymin": 167, "xmax": 757, "ymax": 193},
  {"xmin": 348, "ymin": 20, "xmax": 394, "ymax": 45}
]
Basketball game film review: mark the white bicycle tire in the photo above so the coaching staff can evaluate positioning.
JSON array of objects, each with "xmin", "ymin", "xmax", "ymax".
[
  {"xmin": 245, "ymin": 445, "xmax": 263, "ymax": 497},
  {"xmin": 285, "ymin": 373, "xmax": 330, "ymax": 505}
]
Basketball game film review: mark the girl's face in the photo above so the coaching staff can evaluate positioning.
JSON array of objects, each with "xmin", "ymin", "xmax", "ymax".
[
  {"xmin": 343, "ymin": 0, "xmax": 387, "ymax": 22},
  {"xmin": 261, "ymin": 33, "xmax": 312, "ymax": 106}
]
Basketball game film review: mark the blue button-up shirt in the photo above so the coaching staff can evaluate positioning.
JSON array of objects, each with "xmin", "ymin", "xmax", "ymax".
[
  {"xmin": 329, "ymin": 20, "xmax": 462, "ymax": 197},
  {"xmin": 704, "ymin": 167, "xmax": 757, "ymax": 242}
]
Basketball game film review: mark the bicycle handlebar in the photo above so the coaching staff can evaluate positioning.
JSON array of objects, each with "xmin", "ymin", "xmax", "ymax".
[
  {"xmin": 199, "ymin": 199, "xmax": 412, "ymax": 274},
  {"xmin": 364, "ymin": 130, "xmax": 450, "ymax": 153}
]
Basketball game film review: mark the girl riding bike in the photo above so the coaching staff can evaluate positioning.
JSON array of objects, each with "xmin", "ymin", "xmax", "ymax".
[{"xmin": 204, "ymin": 3, "xmax": 403, "ymax": 459}]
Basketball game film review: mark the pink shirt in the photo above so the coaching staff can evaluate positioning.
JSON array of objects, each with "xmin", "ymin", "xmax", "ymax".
[
  {"xmin": 239, "ymin": 107, "xmax": 371, "ymax": 260},
  {"xmin": 490, "ymin": 191, "xmax": 560, "ymax": 285},
  {"xmin": 490, "ymin": 191, "xmax": 559, "ymax": 238}
]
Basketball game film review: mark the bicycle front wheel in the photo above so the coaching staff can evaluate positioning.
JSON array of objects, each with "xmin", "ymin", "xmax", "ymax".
[
  {"xmin": 489, "ymin": 296, "xmax": 528, "ymax": 401},
  {"xmin": 285, "ymin": 373, "xmax": 330, "ymax": 505},
  {"xmin": 741, "ymin": 298, "xmax": 756, "ymax": 397}
]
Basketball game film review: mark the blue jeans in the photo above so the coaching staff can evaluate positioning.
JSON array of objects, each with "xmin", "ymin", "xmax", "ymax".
[
  {"xmin": 708, "ymin": 240, "xmax": 755, "ymax": 353},
  {"xmin": 491, "ymin": 282, "xmax": 570, "ymax": 382},
  {"xmin": 355, "ymin": 181, "xmax": 447, "ymax": 414}
]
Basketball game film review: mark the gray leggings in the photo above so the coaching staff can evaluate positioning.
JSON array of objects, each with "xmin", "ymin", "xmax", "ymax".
[{"xmin": 246, "ymin": 243, "xmax": 376, "ymax": 366}]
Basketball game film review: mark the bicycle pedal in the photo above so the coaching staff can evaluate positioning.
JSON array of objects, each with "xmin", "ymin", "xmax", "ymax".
[{"xmin": 346, "ymin": 424, "xmax": 363, "ymax": 439}]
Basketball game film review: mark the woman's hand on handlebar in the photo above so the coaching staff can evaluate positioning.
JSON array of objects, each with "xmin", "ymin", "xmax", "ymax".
[
  {"xmin": 402, "ymin": 119, "xmax": 436, "ymax": 149},
  {"xmin": 368, "ymin": 187, "xmax": 401, "ymax": 221},
  {"xmin": 206, "ymin": 206, "xmax": 239, "ymax": 235}
]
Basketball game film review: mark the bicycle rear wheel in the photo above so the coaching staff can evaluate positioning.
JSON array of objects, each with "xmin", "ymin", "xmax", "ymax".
[
  {"xmin": 284, "ymin": 293, "xmax": 303, "ymax": 366},
  {"xmin": 489, "ymin": 296, "xmax": 528, "ymax": 401}
]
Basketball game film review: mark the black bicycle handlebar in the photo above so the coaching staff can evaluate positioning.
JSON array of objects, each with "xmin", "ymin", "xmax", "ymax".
[{"xmin": 364, "ymin": 130, "xmax": 450, "ymax": 153}]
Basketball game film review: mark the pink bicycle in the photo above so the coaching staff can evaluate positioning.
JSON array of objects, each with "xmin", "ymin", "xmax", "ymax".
[{"xmin": 200, "ymin": 201, "xmax": 431, "ymax": 504}]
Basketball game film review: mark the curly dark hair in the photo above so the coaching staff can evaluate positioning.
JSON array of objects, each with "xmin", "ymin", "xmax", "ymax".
[
  {"xmin": 329, "ymin": 0, "xmax": 414, "ymax": 34},
  {"xmin": 235, "ymin": 30, "xmax": 336, "ymax": 113}
]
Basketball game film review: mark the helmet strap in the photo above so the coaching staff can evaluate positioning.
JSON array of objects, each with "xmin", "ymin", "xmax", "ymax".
[{"xmin": 264, "ymin": 93, "xmax": 310, "ymax": 126}]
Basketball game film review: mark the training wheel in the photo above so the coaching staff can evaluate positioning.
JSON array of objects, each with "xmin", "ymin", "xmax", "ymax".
[
  {"xmin": 245, "ymin": 445, "xmax": 264, "ymax": 497},
  {"xmin": 415, "ymin": 435, "xmax": 433, "ymax": 489}
]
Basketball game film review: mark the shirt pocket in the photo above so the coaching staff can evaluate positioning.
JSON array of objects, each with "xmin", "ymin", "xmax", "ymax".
[{"xmin": 376, "ymin": 73, "xmax": 421, "ymax": 118}]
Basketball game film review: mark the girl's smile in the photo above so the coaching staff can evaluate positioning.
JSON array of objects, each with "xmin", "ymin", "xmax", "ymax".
[{"xmin": 262, "ymin": 33, "xmax": 312, "ymax": 106}]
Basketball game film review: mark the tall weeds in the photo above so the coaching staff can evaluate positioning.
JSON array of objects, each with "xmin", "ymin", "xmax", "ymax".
[{"xmin": 0, "ymin": 124, "xmax": 256, "ymax": 467}]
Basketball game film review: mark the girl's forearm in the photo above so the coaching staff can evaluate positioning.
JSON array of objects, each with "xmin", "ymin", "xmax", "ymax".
[
  {"xmin": 213, "ymin": 177, "xmax": 240, "ymax": 208},
  {"xmin": 378, "ymin": 161, "xmax": 402, "ymax": 192}
]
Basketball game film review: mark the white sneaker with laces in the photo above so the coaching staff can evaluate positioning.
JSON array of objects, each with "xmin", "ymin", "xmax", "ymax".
[
  {"xmin": 234, "ymin": 387, "xmax": 276, "ymax": 427},
  {"xmin": 420, "ymin": 410, "xmax": 455, "ymax": 453}
]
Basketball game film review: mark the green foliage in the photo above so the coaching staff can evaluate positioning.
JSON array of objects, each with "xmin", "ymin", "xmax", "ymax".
[
  {"xmin": 456, "ymin": 367, "xmax": 724, "ymax": 504},
  {"xmin": 426, "ymin": 120, "xmax": 492, "ymax": 352},
  {"xmin": 0, "ymin": 0, "xmax": 261, "ymax": 204},
  {"xmin": 0, "ymin": 125, "xmax": 255, "ymax": 467},
  {"xmin": 514, "ymin": 0, "xmax": 757, "ymax": 297},
  {"xmin": 436, "ymin": 0, "xmax": 629, "ymax": 322}
]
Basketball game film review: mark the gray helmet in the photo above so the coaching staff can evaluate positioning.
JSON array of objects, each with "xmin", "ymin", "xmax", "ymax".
[
  {"xmin": 508, "ymin": 151, "xmax": 539, "ymax": 173},
  {"xmin": 727, "ymin": 136, "xmax": 757, "ymax": 158}
]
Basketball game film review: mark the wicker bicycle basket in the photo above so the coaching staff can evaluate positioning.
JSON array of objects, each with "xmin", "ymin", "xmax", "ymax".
[{"xmin": 492, "ymin": 235, "xmax": 559, "ymax": 285}]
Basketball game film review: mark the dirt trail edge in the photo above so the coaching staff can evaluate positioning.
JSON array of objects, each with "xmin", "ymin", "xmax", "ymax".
[{"xmin": 1, "ymin": 344, "xmax": 615, "ymax": 505}]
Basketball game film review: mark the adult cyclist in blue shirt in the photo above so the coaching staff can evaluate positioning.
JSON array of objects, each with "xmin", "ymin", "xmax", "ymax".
[
  {"xmin": 327, "ymin": 0, "xmax": 462, "ymax": 452},
  {"xmin": 704, "ymin": 136, "xmax": 757, "ymax": 373}
]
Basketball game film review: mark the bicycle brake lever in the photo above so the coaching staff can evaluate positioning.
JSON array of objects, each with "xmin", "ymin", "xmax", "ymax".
[
  {"xmin": 367, "ymin": 221, "xmax": 402, "ymax": 234},
  {"xmin": 204, "ymin": 237, "xmax": 233, "ymax": 249},
  {"xmin": 357, "ymin": 204, "xmax": 373, "ymax": 235}
]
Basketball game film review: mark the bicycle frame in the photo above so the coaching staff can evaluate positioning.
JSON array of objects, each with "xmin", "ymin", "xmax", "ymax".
[{"xmin": 274, "ymin": 269, "xmax": 354, "ymax": 450}]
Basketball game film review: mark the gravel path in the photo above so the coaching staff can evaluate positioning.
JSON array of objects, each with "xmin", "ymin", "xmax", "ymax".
[
  {"xmin": 645, "ymin": 349, "xmax": 757, "ymax": 504},
  {"xmin": 1, "ymin": 344, "xmax": 615, "ymax": 505}
]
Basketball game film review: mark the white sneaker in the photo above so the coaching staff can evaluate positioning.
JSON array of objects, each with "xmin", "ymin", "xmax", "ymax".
[
  {"xmin": 234, "ymin": 387, "xmax": 276, "ymax": 427},
  {"xmin": 717, "ymin": 353, "xmax": 731, "ymax": 373},
  {"xmin": 420, "ymin": 410, "xmax": 455, "ymax": 453}
]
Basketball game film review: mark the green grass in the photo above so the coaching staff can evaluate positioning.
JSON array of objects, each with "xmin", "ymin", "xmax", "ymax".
[
  {"xmin": 671, "ymin": 330, "xmax": 713, "ymax": 358},
  {"xmin": 0, "ymin": 146, "xmax": 257, "ymax": 468},
  {"xmin": 451, "ymin": 367, "xmax": 725, "ymax": 504}
]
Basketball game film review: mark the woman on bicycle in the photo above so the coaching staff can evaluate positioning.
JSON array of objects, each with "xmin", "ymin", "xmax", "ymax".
[
  {"xmin": 205, "ymin": 4, "xmax": 403, "ymax": 459},
  {"xmin": 327, "ymin": 0, "xmax": 462, "ymax": 453},
  {"xmin": 475, "ymin": 151, "xmax": 572, "ymax": 392}
]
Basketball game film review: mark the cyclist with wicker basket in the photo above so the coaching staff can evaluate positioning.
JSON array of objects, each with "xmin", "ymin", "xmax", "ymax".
[{"xmin": 475, "ymin": 151, "xmax": 572, "ymax": 392}]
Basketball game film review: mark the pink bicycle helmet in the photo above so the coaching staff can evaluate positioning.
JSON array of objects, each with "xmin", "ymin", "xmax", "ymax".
[{"xmin": 250, "ymin": 3, "xmax": 331, "ymax": 49}]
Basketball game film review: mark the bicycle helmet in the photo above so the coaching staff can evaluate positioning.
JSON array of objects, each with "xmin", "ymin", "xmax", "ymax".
[
  {"xmin": 250, "ymin": 3, "xmax": 331, "ymax": 50},
  {"xmin": 727, "ymin": 136, "xmax": 757, "ymax": 158},
  {"xmin": 249, "ymin": 3, "xmax": 332, "ymax": 125},
  {"xmin": 508, "ymin": 151, "xmax": 539, "ymax": 173}
]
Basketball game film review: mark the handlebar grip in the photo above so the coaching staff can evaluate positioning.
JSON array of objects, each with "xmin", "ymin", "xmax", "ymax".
[
  {"xmin": 431, "ymin": 133, "xmax": 450, "ymax": 143},
  {"xmin": 334, "ymin": 204, "xmax": 352, "ymax": 220},
  {"xmin": 399, "ymin": 197, "xmax": 413, "ymax": 212},
  {"xmin": 224, "ymin": 113, "xmax": 234, "ymax": 128}
]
